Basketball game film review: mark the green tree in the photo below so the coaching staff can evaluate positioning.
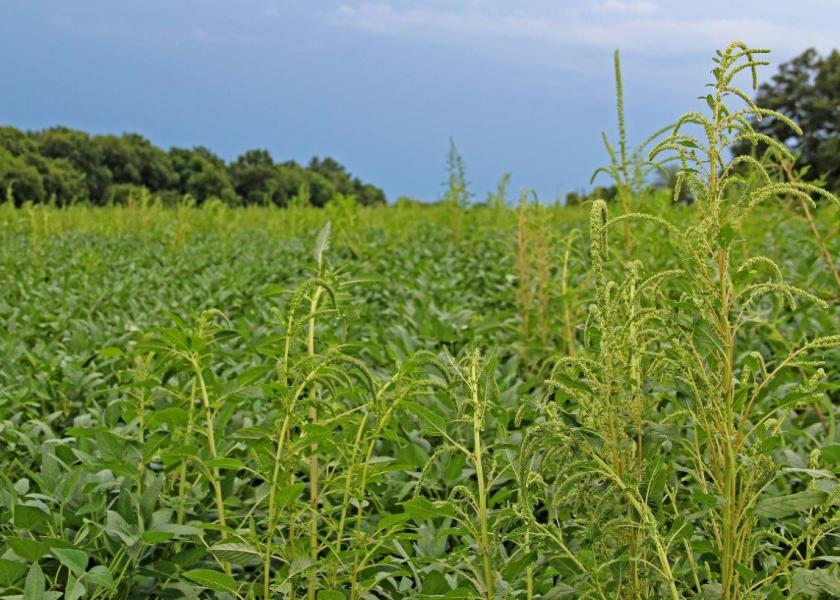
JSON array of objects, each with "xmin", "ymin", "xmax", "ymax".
[
  {"xmin": 25, "ymin": 154, "xmax": 87, "ymax": 205},
  {"xmin": 230, "ymin": 149, "xmax": 279, "ymax": 205},
  {"xmin": 230, "ymin": 152, "xmax": 338, "ymax": 207},
  {"xmin": 0, "ymin": 125, "xmax": 387, "ymax": 207},
  {"xmin": 735, "ymin": 48, "xmax": 840, "ymax": 191},
  {"xmin": 95, "ymin": 133, "xmax": 176, "ymax": 192},
  {"xmin": 308, "ymin": 155, "xmax": 386, "ymax": 205},
  {"xmin": 170, "ymin": 146, "xmax": 237, "ymax": 204},
  {"xmin": 0, "ymin": 149, "xmax": 46, "ymax": 205},
  {"xmin": 36, "ymin": 127, "xmax": 111, "ymax": 202},
  {"xmin": 303, "ymin": 169, "xmax": 336, "ymax": 207},
  {"xmin": 274, "ymin": 162, "xmax": 309, "ymax": 206},
  {"xmin": 0, "ymin": 126, "xmax": 38, "ymax": 156}
]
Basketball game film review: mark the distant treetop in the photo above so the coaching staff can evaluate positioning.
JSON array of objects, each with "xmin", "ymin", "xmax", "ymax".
[{"xmin": 0, "ymin": 125, "xmax": 387, "ymax": 207}]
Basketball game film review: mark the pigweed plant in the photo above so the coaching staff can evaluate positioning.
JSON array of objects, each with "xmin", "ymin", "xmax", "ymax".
[
  {"xmin": 444, "ymin": 138, "xmax": 471, "ymax": 242},
  {"xmin": 592, "ymin": 49, "xmax": 673, "ymax": 251},
  {"xmin": 522, "ymin": 41, "xmax": 840, "ymax": 599},
  {"xmin": 515, "ymin": 191, "xmax": 554, "ymax": 357}
]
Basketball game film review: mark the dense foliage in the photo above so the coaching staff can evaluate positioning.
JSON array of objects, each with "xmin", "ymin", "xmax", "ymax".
[
  {"xmin": 0, "ymin": 127, "xmax": 387, "ymax": 207},
  {"xmin": 1, "ymin": 42, "xmax": 840, "ymax": 600}
]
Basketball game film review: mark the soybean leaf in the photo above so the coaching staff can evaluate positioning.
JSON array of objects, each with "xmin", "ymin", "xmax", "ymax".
[
  {"xmin": 183, "ymin": 568, "xmax": 238, "ymax": 594},
  {"xmin": 755, "ymin": 491, "xmax": 828, "ymax": 518}
]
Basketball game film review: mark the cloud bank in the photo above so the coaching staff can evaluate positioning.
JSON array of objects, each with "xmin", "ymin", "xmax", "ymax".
[{"xmin": 330, "ymin": 1, "xmax": 837, "ymax": 61}]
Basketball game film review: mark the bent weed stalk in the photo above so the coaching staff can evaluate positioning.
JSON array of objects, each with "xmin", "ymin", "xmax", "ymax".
[{"xmin": 592, "ymin": 49, "xmax": 673, "ymax": 252}]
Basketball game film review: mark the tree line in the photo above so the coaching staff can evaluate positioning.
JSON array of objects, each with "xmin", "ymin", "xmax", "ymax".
[{"xmin": 0, "ymin": 126, "xmax": 386, "ymax": 207}]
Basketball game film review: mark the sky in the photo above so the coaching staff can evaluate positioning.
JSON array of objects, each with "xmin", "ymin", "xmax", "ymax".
[{"xmin": 1, "ymin": 1, "xmax": 839, "ymax": 202}]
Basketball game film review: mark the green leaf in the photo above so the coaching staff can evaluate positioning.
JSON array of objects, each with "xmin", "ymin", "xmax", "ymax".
[
  {"xmin": 86, "ymin": 565, "xmax": 116, "ymax": 590},
  {"xmin": 541, "ymin": 584, "xmax": 578, "ymax": 598},
  {"xmin": 0, "ymin": 558, "xmax": 27, "ymax": 586},
  {"xmin": 7, "ymin": 537, "xmax": 49, "ymax": 561},
  {"xmin": 144, "ymin": 530, "xmax": 178, "ymax": 544},
  {"xmin": 99, "ymin": 346, "xmax": 123, "ymax": 358},
  {"xmin": 755, "ymin": 490, "xmax": 828, "ymax": 518},
  {"xmin": 23, "ymin": 562, "xmax": 45, "ymax": 600},
  {"xmin": 376, "ymin": 511, "xmax": 412, "ymax": 530},
  {"xmin": 105, "ymin": 510, "xmax": 139, "ymax": 546},
  {"xmin": 289, "ymin": 556, "xmax": 316, "ymax": 577},
  {"xmin": 147, "ymin": 407, "xmax": 190, "ymax": 429},
  {"xmin": 237, "ymin": 365, "xmax": 272, "ymax": 386},
  {"xmin": 718, "ymin": 224, "xmax": 736, "ymax": 248},
  {"xmin": 821, "ymin": 443, "xmax": 840, "ymax": 465},
  {"xmin": 275, "ymin": 482, "xmax": 307, "ymax": 508},
  {"xmin": 14, "ymin": 505, "xmax": 49, "ymax": 530},
  {"xmin": 183, "ymin": 568, "xmax": 237, "ymax": 594},
  {"xmin": 549, "ymin": 371, "xmax": 592, "ymax": 394},
  {"xmin": 502, "ymin": 550, "xmax": 537, "ymax": 580},
  {"xmin": 50, "ymin": 548, "xmax": 88, "ymax": 576},
  {"xmin": 314, "ymin": 221, "xmax": 331, "ymax": 266},
  {"xmin": 205, "ymin": 457, "xmax": 248, "ymax": 471},
  {"xmin": 163, "ymin": 523, "xmax": 204, "ymax": 536},
  {"xmin": 422, "ymin": 570, "xmax": 450, "ymax": 594},
  {"xmin": 792, "ymin": 567, "xmax": 840, "ymax": 596},
  {"xmin": 210, "ymin": 542, "xmax": 261, "ymax": 565},
  {"xmin": 66, "ymin": 574, "xmax": 86, "ymax": 600},
  {"xmin": 318, "ymin": 592, "xmax": 346, "ymax": 600},
  {"xmin": 403, "ymin": 496, "xmax": 455, "ymax": 522},
  {"xmin": 403, "ymin": 401, "xmax": 448, "ymax": 435}
]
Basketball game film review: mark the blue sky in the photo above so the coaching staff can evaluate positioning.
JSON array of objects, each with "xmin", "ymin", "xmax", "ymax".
[{"xmin": 1, "ymin": 1, "xmax": 839, "ymax": 202}]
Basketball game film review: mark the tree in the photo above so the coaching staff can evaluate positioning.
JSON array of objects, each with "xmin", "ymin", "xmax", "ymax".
[
  {"xmin": 36, "ymin": 127, "xmax": 111, "ymax": 202},
  {"xmin": 230, "ymin": 149, "xmax": 280, "ymax": 205},
  {"xmin": 354, "ymin": 181, "xmax": 386, "ymax": 206},
  {"xmin": 274, "ymin": 163, "xmax": 309, "ymax": 206},
  {"xmin": 309, "ymin": 155, "xmax": 386, "ymax": 205},
  {"xmin": 95, "ymin": 133, "xmax": 176, "ymax": 192},
  {"xmin": 0, "ymin": 125, "xmax": 388, "ymax": 207},
  {"xmin": 304, "ymin": 170, "xmax": 336, "ymax": 207},
  {"xmin": 0, "ymin": 126, "xmax": 37, "ymax": 156},
  {"xmin": 25, "ymin": 154, "xmax": 87, "ymax": 205},
  {"xmin": 170, "ymin": 147, "xmax": 237, "ymax": 204},
  {"xmin": 735, "ymin": 48, "xmax": 840, "ymax": 192},
  {"xmin": 0, "ymin": 149, "xmax": 46, "ymax": 205},
  {"xmin": 231, "ymin": 153, "xmax": 337, "ymax": 207}
]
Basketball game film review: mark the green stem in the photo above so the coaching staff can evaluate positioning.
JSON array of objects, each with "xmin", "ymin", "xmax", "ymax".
[
  {"xmin": 471, "ymin": 365, "xmax": 494, "ymax": 600},
  {"xmin": 263, "ymin": 412, "xmax": 293, "ymax": 600},
  {"xmin": 194, "ymin": 360, "xmax": 230, "ymax": 576},
  {"xmin": 307, "ymin": 287, "xmax": 324, "ymax": 600}
]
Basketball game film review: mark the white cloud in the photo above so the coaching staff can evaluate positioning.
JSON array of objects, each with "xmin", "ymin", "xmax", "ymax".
[
  {"xmin": 592, "ymin": 1, "xmax": 658, "ymax": 17},
  {"xmin": 330, "ymin": 2, "xmax": 836, "ymax": 60}
]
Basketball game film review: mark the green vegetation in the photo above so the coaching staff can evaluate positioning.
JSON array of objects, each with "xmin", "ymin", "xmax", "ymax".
[
  {"xmin": 0, "ymin": 127, "xmax": 386, "ymax": 207},
  {"xmin": 1, "ymin": 42, "xmax": 840, "ymax": 599}
]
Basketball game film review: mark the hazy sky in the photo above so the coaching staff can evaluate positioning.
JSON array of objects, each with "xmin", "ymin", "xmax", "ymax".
[{"xmin": 2, "ymin": 1, "xmax": 839, "ymax": 201}]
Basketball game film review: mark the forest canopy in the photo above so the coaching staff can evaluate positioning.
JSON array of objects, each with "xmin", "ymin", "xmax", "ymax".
[{"xmin": 0, "ymin": 126, "xmax": 387, "ymax": 207}]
